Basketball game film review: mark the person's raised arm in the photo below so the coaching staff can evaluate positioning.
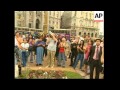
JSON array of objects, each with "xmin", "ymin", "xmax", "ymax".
[
  {"xmin": 46, "ymin": 37, "xmax": 51, "ymax": 44},
  {"xmin": 51, "ymin": 34, "xmax": 58, "ymax": 42}
]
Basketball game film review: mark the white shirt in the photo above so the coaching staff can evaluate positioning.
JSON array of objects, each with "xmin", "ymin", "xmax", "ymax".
[
  {"xmin": 80, "ymin": 37, "xmax": 84, "ymax": 40},
  {"xmin": 78, "ymin": 37, "xmax": 84, "ymax": 44},
  {"xmin": 22, "ymin": 35, "xmax": 26, "ymax": 39},
  {"xmin": 102, "ymin": 64, "xmax": 104, "ymax": 67},
  {"xmin": 67, "ymin": 40, "xmax": 71, "ymax": 46},
  {"xmin": 93, "ymin": 42, "xmax": 96, "ymax": 46},
  {"xmin": 21, "ymin": 43, "xmax": 29, "ymax": 50},
  {"xmin": 15, "ymin": 37, "xmax": 18, "ymax": 46},
  {"xmin": 47, "ymin": 38, "xmax": 57, "ymax": 51},
  {"xmin": 100, "ymin": 42, "xmax": 103, "ymax": 47}
]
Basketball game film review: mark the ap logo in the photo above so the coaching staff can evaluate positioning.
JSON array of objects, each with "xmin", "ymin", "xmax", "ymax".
[{"xmin": 94, "ymin": 11, "xmax": 104, "ymax": 22}]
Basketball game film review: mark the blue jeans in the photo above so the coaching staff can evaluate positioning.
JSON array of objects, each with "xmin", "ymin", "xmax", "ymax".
[
  {"xmin": 58, "ymin": 52, "xmax": 66, "ymax": 67},
  {"xmin": 73, "ymin": 53, "xmax": 84, "ymax": 69},
  {"xmin": 36, "ymin": 47, "xmax": 44, "ymax": 64},
  {"xmin": 14, "ymin": 53, "xmax": 17, "ymax": 65},
  {"xmin": 29, "ymin": 51, "xmax": 34, "ymax": 62},
  {"xmin": 19, "ymin": 49, "xmax": 22, "ymax": 61},
  {"xmin": 22, "ymin": 51, "xmax": 28, "ymax": 67}
]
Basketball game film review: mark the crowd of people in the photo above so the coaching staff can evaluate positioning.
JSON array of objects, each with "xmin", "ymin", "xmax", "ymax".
[{"xmin": 15, "ymin": 31, "xmax": 104, "ymax": 79}]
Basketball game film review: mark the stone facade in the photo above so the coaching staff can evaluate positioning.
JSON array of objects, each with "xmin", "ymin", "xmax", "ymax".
[{"xmin": 61, "ymin": 11, "xmax": 100, "ymax": 38}]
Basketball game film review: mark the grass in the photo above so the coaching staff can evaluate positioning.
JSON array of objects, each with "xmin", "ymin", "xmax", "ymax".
[
  {"xmin": 64, "ymin": 71, "xmax": 83, "ymax": 79},
  {"xmin": 17, "ymin": 69, "xmax": 83, "ymax": 79}
]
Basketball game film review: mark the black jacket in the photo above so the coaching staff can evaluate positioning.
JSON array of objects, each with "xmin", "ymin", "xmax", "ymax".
[
  {"xmin": 89, "ymin": 46, "xmax": 102, "ymax": 61},
  {"xmin": 71, "ymin": 43, "xmax": 78, "ymax": 53}
]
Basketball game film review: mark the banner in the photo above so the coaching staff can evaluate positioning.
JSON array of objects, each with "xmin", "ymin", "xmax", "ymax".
[{"xmin": 65, "ymin": 34, "xmax": 70, "ymax": 40}]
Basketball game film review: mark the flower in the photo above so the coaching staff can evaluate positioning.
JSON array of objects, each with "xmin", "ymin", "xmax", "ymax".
[{"xmin": 20, "ymin": 69, "xmax": 67, "ymax": 79}]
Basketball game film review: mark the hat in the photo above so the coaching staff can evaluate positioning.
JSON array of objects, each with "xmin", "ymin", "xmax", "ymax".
[{"xmin": 95, "ymin": 38, "xmax": 102, "ymax": 42}]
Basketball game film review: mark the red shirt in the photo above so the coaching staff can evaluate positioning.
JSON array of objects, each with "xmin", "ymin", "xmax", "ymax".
[
  {"xmin": 85, "ymin": 45, "xmax": 92, "ymax": 60},
  {"xmin": 59, "ymin": 47, "xmax": 65, "ymax": 53}
]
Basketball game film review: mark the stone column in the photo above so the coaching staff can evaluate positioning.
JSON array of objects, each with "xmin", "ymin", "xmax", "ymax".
[
  {"xmin": 33, "ymin": 11, "xmax": 36, "ymax": 29},
  {"xmin": 47, "ymin": 11, "xmax": 49, "ymax": 33},
  {"xmin": 15, "ymin": 11, "xmax": 17, "ymax": 27},
  {"xmin": 43, "ymin": 11, "xmax": 49, "ymax": 34},
  {"xmin": 26, "ymin": 11, "xmax": 29, "ymax": 28},
  {"xmin": 41, "ymin": 11, "xmax": 44, "ymax": 31}
]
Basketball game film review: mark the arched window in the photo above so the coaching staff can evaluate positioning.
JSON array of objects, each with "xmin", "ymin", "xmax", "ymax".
[
  {"xmin": 79, "ymin": 32, "xmax": 81, "ymax": 35},
  {"xmin": 36, "ymin": 19, "xmax": 40, "ymax": 29},
  {"xmin": 95, "ymin": 33, "xmax": 97, "ymax": 37},
  {"xmin": 88, "ymin": 33, "xmax": 90, "ymax": 35},
  {"xmin": 84, "ymin": 32, "xmax": 86, "ymax": 37},
  {"xmin": 91, "ymin": 33, "xmax": 93, "ymax": 37}
]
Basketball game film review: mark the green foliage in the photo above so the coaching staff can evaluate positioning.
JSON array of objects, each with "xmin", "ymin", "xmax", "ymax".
[
  {"xmin": 64, "ymin": 71, "xmax": 82, "ymax": 79},
  {"xmin": 18, "ymin": 69, "xmax": 82, "ymax": 79}
]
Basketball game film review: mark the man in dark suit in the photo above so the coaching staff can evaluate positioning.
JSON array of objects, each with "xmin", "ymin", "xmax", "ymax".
[{"xmin": 89, "ymin": 39, "xmax": 102, "ymax": 79}]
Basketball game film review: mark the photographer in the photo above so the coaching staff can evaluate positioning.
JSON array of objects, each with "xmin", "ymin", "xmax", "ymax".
[
  {"xmin": 73, "ymin": 40, "xmax": 85, "ymax": 70},
  {"xmin": 46, "ymin": 31, "xmax": 58, "ymax": 68}
]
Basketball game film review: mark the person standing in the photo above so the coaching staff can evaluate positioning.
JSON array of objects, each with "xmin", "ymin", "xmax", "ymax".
[
  {"xmin": 55, "ymin": 38, "xmax": 61, "ymax": 61},
  {"xmin": 77, "ymin": 35, "xmax": 84, "ymax": 44},
  {"xmin": 34, "ymin": 36, "xmax": 39, "ymax": 56},
  {"xmin": 15, "ymin": 32, "xmax": 23, "ymax": 63},
  {"xmin": 19, "ymin": 33, "xmax": 24, "ymax": 61},
  {"xmin": 83, "ymin": 40, "xmax": 93, "ymax": 75},
  {"xmin": 46, "ymin": 32, "xmax": 58, "ymax": 68},
  {"xmin": 73, "ymin": 40, "xmax": 85, "ymax": 70},
  {"xmin": 89, "ymin": 39, "xmax": 102, "ymax": 79},
  {"xmin": 70, "ymin": 40, "xmax": 78, "ymax": 66},
  {"xmin": 57, "ymin": 38, "xmax": 67, "ymax": 68},
  {"xmin": 35, "ymin": 36, "xmax": 45, "ymax": 66},
  {"xmin": 84, "ymin": 35, "xmax": 89, "ymax": 46},
  {"xmin": 21, "ymin": 38, "xmax": 29, "ymax": 67},
  {"xmin": 65, "ymin": 38, "xmax": 71, "ymax": 60},
  {"xmin": 43, "ymin": 35, "xmax": 47, "ymax": 57},
  {"xmin": 28, "ymin": 35, "xmax": 35, "ymax": 63},
  {"xmin": 22, "ymin": 33, "xmax": 26, "ymax": 39}
]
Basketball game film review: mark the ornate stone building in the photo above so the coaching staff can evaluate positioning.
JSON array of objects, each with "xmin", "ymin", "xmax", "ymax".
[
  {"xmin": 61, "ymin": 11, "xmax": 100, "ymax": 38},
  {"xmin": 15, "ymin": 11, "xmax": 62, "ymax": 34},
  {"xmin": 15, "ymin": 11, "xmax": 44, "ymax": 32}
]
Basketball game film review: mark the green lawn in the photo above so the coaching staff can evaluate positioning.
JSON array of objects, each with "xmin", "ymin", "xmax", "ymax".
[
  {"xmin": 17, "ymin": 70, "xmax": 83, "ymax": 79},
  {"xmin": 64, "ymin": 71, "xmax": 83, "ymax": 79}
]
